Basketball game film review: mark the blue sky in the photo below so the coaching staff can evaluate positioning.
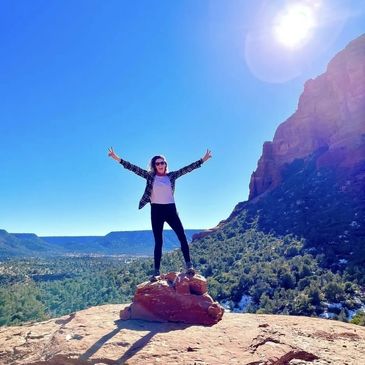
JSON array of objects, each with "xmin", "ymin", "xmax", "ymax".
[{"xmin": 1, "ymin": 0, "xmax": 364, "ymax": 236}]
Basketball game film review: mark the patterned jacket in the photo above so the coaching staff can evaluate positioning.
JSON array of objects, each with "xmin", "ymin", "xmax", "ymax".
[{"xmin": 119, "ymin": 157, "xmax": 204, "ymax": 209}]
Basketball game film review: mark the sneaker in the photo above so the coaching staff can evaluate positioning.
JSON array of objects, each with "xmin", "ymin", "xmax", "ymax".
[
  {"xmin": 149, "ymin": 275, "xmax": 158, "ymax": 282},
  {"xmin": 185, "ymin": 262, "xmax": 196, "ymax": 276},
  {"xmin": 149, "ymin": 270, "xmax": 160, "ymax": 282},
  {"xmin": 186, "ymin": 267, "xmax": 196, "ymax": 276}
]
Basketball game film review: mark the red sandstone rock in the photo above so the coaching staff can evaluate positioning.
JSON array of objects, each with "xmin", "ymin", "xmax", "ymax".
[
  {"xmin": 188, "ymin": 274, "xmax": 207, "ymax": 295},
  {"xmin": 1, "ymin": 304, "xmax": 365, "ymax": 364},
  {"xmin": 120, "ymin": 271, "xmax": 224, "ymax": 325},
  {"xmin": 249, "ymin": 34, "xmax": 365, "ymax": 200}
]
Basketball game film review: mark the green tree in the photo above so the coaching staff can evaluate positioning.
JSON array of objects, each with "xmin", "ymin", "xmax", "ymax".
[
  {"xmin": 351, "ymin": 311, "xmax": 365, "ymax": 326},
  {"xmin": 324, "ymin": 282, "xmax": 345, "ymax": 302}
]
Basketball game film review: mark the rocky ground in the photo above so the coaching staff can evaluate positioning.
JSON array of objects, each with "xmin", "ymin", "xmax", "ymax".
[{"xmin": 0, "ymin": 303, "xmax": 364, "ymax": 365}]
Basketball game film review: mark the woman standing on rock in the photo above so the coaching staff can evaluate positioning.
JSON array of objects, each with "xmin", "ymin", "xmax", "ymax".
[{"xmin": 108, "ymin": 147, "xmax": 212, "ymax": 282}]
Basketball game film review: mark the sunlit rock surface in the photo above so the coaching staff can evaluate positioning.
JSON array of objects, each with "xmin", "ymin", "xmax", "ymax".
[{"xmin": 1, "ymin": 304, "xmax": 365, "ymax": 364}]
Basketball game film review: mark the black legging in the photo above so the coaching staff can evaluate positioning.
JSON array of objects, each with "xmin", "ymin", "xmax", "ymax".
[{"xmin": 150, "ymin": 203, "xmax": 191, "ymax": 271}]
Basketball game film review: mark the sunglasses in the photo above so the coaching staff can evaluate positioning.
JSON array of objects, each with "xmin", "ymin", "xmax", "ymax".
[{"xmin": 155, "ymin": 161, "xmax": 166, "ymax": 166}]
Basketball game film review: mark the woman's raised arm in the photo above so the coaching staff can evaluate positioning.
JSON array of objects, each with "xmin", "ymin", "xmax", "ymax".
[
  {"xmin": 108, "ymin": 147, "xmax": 149, "ymax": 179},
  {"xmin": 171, "ymin": 149, "xmax": 212, "ymax": 179}
]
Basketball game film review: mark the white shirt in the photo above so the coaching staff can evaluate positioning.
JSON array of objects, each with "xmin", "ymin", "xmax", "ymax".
[{"xmin": 150, "ymin": 175, "xmax": 175, "ymax": 204}]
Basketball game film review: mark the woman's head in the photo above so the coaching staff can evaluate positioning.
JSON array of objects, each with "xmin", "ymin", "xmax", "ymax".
[{"xmin": 148, "ymin": 155, "xmax": 169, "ymax": 175}]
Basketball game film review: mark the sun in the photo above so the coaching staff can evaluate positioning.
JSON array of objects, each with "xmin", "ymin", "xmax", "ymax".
[{"xmin": 274, "ymin": 3, "xmax": 316, "ymax": 48}]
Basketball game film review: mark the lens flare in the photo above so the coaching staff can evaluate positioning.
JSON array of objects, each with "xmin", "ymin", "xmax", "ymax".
[{"xmin": 274, "ymin": 3, "xmax": 316, "ymax": 48}]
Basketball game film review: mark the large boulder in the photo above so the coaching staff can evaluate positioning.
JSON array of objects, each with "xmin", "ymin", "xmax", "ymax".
[{"xmin": 120, "ymin": 271, "xmax": 224, "ymax": 325}]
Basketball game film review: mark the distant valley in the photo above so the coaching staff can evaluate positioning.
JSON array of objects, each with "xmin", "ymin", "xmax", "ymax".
[{"xmin": 0, "ymin": 229, "xmax": 203, "ymax": 257}]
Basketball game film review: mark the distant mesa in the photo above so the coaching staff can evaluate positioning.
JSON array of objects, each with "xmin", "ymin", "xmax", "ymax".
[
  {"xmin": 120, "ymin": 271, "xmax": 224, "ymax": 325},
  {"xmin": 0, "ymin": 229, "xmax": 59, "ymax": 257},
  {"xmin": 0, "ymin": 229, "xmax": 203, "ymax": 258}
]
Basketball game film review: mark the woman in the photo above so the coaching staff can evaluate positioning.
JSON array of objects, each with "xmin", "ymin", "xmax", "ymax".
[{"xmin": 108, "ymin": 147, "xmax": 212, "ymax": 282}]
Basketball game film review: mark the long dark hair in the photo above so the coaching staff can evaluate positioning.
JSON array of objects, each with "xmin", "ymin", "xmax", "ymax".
[{"xmin": 148, "ymin": 155, "xmax": 169, "ymax": 174}]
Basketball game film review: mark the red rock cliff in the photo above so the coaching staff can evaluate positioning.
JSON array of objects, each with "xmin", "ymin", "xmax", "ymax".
[{"xmin": 249, "ymin": 33, "xmax": 365, "ymax": 200}]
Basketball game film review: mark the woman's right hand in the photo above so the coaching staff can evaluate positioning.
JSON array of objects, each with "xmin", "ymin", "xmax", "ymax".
[{"xmin": 108, "ymin": 147, "xmax": 120, "ymax": 161}]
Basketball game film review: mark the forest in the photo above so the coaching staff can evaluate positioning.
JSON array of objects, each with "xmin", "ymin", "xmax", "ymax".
[{"xmin": 1, "ymin": 217, "xmax": 364, "ymax": 327}]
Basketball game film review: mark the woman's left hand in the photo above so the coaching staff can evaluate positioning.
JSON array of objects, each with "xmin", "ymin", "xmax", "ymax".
[{"xmin": 202, "ymin": 149, "xmax": 212, "ymax": 162}]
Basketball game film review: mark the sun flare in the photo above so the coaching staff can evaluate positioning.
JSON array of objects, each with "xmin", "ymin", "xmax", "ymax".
[{"xmin": 274, "ymin": 3, "xmax": 316, "ymax": 48}]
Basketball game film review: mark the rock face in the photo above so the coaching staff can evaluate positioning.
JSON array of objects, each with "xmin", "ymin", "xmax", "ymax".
[
  {"xmin": 120, "ymin": 271, "xmax": 224, "ymax": 325},
  {"xmin": 1, "ymin": 304, "xmax": 365, "ymax": 364},
  {"xmin": 192, "ymin": 35, "xmax": 365, "ymax": 245},
  {"xmin": 249, "ymin": 33, "xmax": 365, "ymax": 200}
]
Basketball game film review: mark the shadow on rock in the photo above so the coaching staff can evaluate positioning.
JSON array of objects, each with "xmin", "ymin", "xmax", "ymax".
[{"xmin": 79, "ymin": 317, "xmax": 195, "ymax": 364}]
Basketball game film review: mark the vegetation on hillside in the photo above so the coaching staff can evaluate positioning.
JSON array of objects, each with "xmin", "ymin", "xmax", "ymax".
[
  {"xmin": 1, "ymin": 218, "xmax": 364, "ymax": 327},
  {"xmin": 1, "ymin": 152, "xmax": 364, "ymax": 326}
]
